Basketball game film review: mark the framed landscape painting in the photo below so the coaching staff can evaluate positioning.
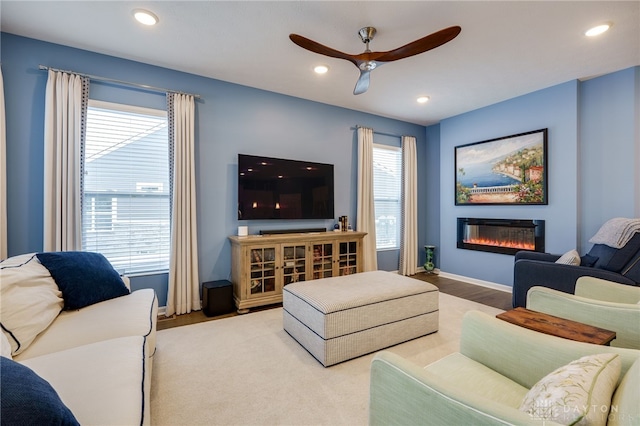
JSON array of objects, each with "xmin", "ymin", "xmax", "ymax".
[{"xmin": 455, "ymin": 129, "xmax": 548, "ymax": 205}]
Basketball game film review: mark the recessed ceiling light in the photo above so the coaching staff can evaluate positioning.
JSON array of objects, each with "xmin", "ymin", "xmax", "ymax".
[
  {"xmin": 314, "ymin": 65, "xmax": 329, "ymax": 74},
  {"xmin": 133, "ymin": 9, "xmax": 159, "ymax": 26},
  {"xmin": 585, "ymin": 23, "xmax": 611, "ymax": 37},
  {"xmin": 417, "ymin": 96, "xmax": 430, "ymax": 104}
]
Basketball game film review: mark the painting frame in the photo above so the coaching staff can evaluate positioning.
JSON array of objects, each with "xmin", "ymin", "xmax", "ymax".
[{"xmin": 455, "ymin": 128, "xmax": 548, "ymax": 206}]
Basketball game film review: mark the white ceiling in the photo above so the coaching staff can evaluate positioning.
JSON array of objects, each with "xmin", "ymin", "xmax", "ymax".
[{"xmin": 2, "ymin": 1, "xmax": 639, "ymax": 126}]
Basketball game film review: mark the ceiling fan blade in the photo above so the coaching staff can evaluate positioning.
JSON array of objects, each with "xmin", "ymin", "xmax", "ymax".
[
  {"xmin": 353, "ymin": 70, "xmax": 370, "ymax": 95},
  {"xmin": 375, "ymin": 26, "xmax": 461, "ymax": 62},
  {"xmin": 289, "ymin": 34, "xmax": 358, "ymax": 66},
  {"xmin": 291, "ymin": 26, "xmax": 461, "ymax": 95}
]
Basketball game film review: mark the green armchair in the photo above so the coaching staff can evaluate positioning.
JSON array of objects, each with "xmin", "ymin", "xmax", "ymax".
[
  {"xmin": 527, "ymin": 276, "xmax": 640, "ymax": 349},
  {"xmin": 369, "ymin": 311, "xmax": 639, "ymax": 425}
]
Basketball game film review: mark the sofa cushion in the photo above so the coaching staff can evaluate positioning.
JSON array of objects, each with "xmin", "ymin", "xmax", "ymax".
[
  {"xmin": 555, "ymin": 249, "xmax": 581, "ymax": 266},
  {"xmin": 589, "ymin": 244, "xmax": 618, "ymax": 270},
  {"xmin": 19, "ymin": 335, "xmax": 149, "ymax": 426},
  {"xmin": 424, "ymin": 352, "xmax": 529, "ymax": 408},
  {"xmin": 36, "ymin": 251, "xmax": 129, "ymax": 310},
  {"xmin": 621, "ymin": 254, "xmax": 640, "ymax": 283},
  {"xmin": 0, "ymin": 356, "xmax": 79, "ymax": 425},
  {"xmin": 0, "ymin": 253, "xmax": 64, "ymax": 355},
  {"xmin": 14, "ymin": 289, "xmax": 158, "ymax": 362},
  {"xmin": 601, "ymin": 233, "xmax": 640, "ymax": 273},
  {"xmin": 609, "ymin": 359, "xmax": 640, "ymax": 426},
  {"xmin": 519, "ymin": 353, "xmax": 621, "ymax": 425}
]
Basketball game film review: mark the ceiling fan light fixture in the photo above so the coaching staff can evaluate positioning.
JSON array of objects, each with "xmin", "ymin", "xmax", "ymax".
[
  {"xmin": 133, "ymin": 9, "xmax": 159, "ymax": 26},
  {"xmin": 314, "ymin": 65, "xmax": 329, "ymax": 74},
  {"xmin": 417, "ymin": 96, "xmax": 430, "ymax": 104},
  {"xmin": 359, "ymin": 61, "xmax": 377, "ymax": 71},
  {"xmin": 585, "ymin": 23, "xmax": 611, "ymax": 37}
]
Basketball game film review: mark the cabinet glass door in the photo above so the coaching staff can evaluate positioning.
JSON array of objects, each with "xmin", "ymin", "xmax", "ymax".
[
  {"xmin": 282, "ymin": 244, "xmax": 307, "ymax": 286},
  {"xmin": 249, "ymin": 247, "xmax": 277, "ymax": 295},
  {"xmin": 338, "ymin": 241, "xmax": 358, "ymax": 276},
  {"xmin": 312, "ymin": 243, "xmax": 334, "ymax": 279}
]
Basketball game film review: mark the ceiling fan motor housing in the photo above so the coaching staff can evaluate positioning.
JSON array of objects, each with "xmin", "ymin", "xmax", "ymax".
[{"xmin": 358, "ymin": 27, "xmax": 377, "ymax": 44}]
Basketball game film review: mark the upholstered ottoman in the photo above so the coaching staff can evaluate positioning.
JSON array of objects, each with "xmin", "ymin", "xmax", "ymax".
[{"xmin": 283, "ymin": 270, "xmax": 439, "ymax": 367}]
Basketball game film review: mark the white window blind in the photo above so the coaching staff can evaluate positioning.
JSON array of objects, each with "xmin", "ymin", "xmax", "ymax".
[
  {"xmin": 82, "ymin": 100, "xmax": 170, "ymax": 274},
  {"xmin": 373, "ymin": 144, "xmax": 402, "ymax": 250}
]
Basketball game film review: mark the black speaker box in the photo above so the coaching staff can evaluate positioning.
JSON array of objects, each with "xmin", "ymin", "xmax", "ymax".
[
  {"xmin": 260, "ymin": 228, "xmax": 326, "ymax": 235},
  {"xmin": 202, "ymin": 280, "xmax": 234, "ymax": 317}
]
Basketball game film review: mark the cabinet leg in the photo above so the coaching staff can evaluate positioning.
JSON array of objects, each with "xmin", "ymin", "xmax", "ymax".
[{"xmin": 237, "ymin": 308, "xmax": 250, "ymax": 315}]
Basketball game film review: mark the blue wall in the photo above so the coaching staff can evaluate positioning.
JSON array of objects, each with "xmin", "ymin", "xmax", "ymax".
[
  {"xmin": 432, "ymin": 69, "xmax": 638, "ymax": 286},
  {"xmin": 579, "ymin": 67, "xmax": 639, "ymax": 254},
  {"xmin": 1, "ymin": 33, "xmax": 426, "ymax": 305}
]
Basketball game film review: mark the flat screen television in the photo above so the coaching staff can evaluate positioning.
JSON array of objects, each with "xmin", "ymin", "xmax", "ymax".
[{"xmin": 238, "ymin": 154, "xmax": 335, "ymax": 220}]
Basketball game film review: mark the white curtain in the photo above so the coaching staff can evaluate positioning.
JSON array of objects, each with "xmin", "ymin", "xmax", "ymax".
[
  {"xmin": 43, "ymin": 70, "xmax": 88, "ymax": 252},
  {"xmin": 356, "ymin": 126, "xmax": 378, "ymax": 271},
  {"xmin": 166, "ymin": 93, "xmax": 201, "ymax": 316},
  {"xmin": 0, "ymin": 67, "xmax": 7, "ymax": 259},
  {"xmin": 399, "ymin": 135, "xmax": 418, "ymax": 275}
]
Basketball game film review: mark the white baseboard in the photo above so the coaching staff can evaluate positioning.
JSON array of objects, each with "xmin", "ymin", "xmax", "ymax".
[
  {"xmin": 396, "ymin": 266, "xmax": 442, "ymax": 275},
  {"xmin": 410, "ymin": 266, "xmax": 513, "ymax": 293},
  {"xmin": 436, "ymin": 271, "xmax": 512, "ymax": 293}
]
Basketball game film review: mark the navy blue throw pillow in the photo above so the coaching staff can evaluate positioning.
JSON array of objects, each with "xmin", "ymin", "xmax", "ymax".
[
  {"xmin": 36, "ymin": 251, "xmax": 129, "ymax": 310},
  {"xmin": 580, "ymin": 254, "xmax": 599, "ymax": 267},
  {"xmin": 0, "ymin": 356, "xmax": 80, "ymax": 426}
]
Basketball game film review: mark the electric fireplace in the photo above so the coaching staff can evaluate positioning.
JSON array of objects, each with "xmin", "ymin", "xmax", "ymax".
[{"xmin": 457, "ymin": 218, "xmax": 545, "ymax": 255}]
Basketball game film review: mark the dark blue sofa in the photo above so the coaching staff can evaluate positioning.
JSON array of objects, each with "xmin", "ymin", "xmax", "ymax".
[{"xmin": 512, "ymin": 232, "xmax": 640, "ymax": 307}]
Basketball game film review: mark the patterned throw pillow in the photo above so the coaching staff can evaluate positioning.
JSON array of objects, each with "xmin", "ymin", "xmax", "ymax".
[
  {"xmin": 519, "ymin": 353, "xmax": 621, "ymax": 425},
  {"xmin": 555, "ymin": 249, "xmax": 581, "ymax": 266},
  {"xmin": 0, "ymin": 254, "xmax": 64, "ymax": 356},
  {"xmin": 1, "ymin": 332, "xmax": 13, "ymax": 359}
]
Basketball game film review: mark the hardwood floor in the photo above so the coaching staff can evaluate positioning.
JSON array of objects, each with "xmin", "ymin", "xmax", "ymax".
[
  {"xmin": 157, "ymin": 302, "xmax": 280, "ymax": 331},
  {"xmin": 158, "ymin": 272, "xmax": 512, "ymax": 330},
  {"xmin": 412, "ymin": 272, "xmax": 513, "ymax": 311}
]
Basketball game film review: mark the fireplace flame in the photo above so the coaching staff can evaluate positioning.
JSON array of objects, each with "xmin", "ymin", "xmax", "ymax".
[{"xmin": 463, "ymin": 237, "xmax": 535, "ymax": 250}]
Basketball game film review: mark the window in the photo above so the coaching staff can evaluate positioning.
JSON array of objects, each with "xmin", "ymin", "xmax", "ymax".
[
  {"xmin": 373, "ymin": 144, "xmax": 402, "ymax": 250},
  {"xmin": 82, "ymin": 100, "xmax": 170, "ymax": 274}
]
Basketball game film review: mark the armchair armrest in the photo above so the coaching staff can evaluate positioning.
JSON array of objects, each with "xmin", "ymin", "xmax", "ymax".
[
  {"xmin": 575, "ymin": 276, "xmax": 640, "ymax": 303},
  {"xmin": 512, "ymin": 259, "xmax": 635, "ymax": 308},
  {"xmin": 459, "ymin": 311, "xmax": 640, "ymax": 387},
  {"xmin": 515, "ymin": 251, "xmax": 560, "ymax": 263},
  {"xmin": 527, "ymin": 286, "xmax": 640, "ymax": 349},
  {"xmin": 369, "ymin": 351, "xmax": 552, "ymax": 426}
]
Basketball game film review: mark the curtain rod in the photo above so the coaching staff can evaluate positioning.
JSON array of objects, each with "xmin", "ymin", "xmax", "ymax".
[
  {"xmin": 352, "ymin": 126, "xmax": 403, "ymax": 139},
  {"xmin": 38, "ymin": 65, "xmax": 201, "ymax": 99}
]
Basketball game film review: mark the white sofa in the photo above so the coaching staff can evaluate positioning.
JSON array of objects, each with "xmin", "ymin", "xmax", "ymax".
[{"xmin": 1, "ymin": 252, "xmax": 158, "ymax": 425}]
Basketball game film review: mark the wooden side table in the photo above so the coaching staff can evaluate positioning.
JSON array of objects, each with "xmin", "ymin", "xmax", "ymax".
[{"xmin": 496, "ymin": 307, "xmax": 616, "ymax": 345}]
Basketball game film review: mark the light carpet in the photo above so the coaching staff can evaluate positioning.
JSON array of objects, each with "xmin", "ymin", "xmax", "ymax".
[{"xmin": 150, "ymin": 292, "xmax": 503, "ymax": 425}]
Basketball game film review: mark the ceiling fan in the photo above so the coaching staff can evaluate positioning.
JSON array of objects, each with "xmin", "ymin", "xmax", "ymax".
[{"xmin": 290, "ymin": 26, "xmax": 461, "ymax": 95}]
